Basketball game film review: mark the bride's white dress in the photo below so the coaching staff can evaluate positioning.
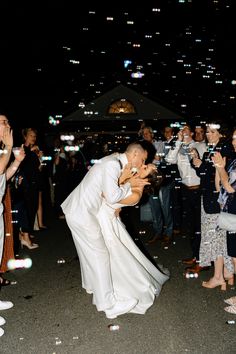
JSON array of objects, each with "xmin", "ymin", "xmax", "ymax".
[{"xmin": 97, "ymin": 200, "xmax": 169, "ymax": 315}]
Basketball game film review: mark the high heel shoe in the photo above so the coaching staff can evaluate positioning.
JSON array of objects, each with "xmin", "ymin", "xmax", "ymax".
[
  {"xmin": 224, "ymin": 305, "xmax": 236, "ymax": 314},
  {"xmin": 224, "ymin": 296, "xmax": 236, "ymax": 306},
  {"xmin": 39, "ymin": 226, "xmax": 48, "ymax": 231},
  {"xmin": 20, "ymin": 239, "xmax": 39, "ymax": 250},
  {"xmin": 202, "ymin": 278, "xmax": 226, "ymax": 291}
]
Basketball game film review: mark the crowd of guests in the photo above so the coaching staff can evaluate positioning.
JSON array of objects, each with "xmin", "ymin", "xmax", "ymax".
[
  {"xmin": 0, "ymin": 114, "xmax": 235, "ymax": 335},
  {"xmin": 0, "ymin": 119, "xmax": 52, "ymax": 336},
  {"xmin": 136, "ymin": 120, "xmax": 236, "ymax": 315}
]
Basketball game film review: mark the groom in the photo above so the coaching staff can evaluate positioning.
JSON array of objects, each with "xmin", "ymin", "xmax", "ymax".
[{"xmin": 61, "ymin": 142, "xmax": 149, "ymax": 319}]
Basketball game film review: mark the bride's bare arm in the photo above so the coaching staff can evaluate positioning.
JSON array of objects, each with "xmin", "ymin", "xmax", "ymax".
[
  {"xmin": 117, "ymin": 163, "xmax": 155, "ymax": 206},
  {"xmin": 119, "ymin": 163, "xmax": 156, "ymax": 185},
  {"xmin": 118, "ymin": 186, "xmax": 144, "ymax": 205}
]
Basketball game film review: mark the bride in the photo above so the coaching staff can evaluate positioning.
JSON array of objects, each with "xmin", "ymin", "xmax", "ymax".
[{"xmin": 98, "ymin": 163, "xmax": 169, "ymax": 316}]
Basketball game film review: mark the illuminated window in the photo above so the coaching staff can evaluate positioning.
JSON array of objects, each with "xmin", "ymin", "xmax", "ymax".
[{"xmin": 108, "ymin": 99, "xmax": 136, "ymax": 114}]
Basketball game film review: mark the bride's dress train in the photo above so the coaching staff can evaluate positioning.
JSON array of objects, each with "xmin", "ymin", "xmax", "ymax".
[{"xmin": 97, "ymin": 200, "xmax": 169, "ymax": 315}]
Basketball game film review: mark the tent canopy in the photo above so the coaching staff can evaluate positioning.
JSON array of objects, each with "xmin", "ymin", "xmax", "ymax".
[{"xmin": 62, "ymin": 84, "xmax": 184, "ymax": 123}]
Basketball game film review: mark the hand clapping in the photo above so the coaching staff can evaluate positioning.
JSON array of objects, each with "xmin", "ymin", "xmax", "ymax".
[{"xmin": 211, "ymin": 152, "xmax": 226, "ymax": 168}]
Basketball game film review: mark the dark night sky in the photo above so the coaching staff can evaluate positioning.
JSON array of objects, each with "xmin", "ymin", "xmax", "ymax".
[{"xmin": 0, "ymin": 0, "xmax": 235, "ymax": 133}]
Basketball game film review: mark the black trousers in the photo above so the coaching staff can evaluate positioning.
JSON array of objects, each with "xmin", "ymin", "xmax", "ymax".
[
  {"xmin": 181, "ymin": 186, "xmax": 201, "ymax": 260},
  {"xmin": 23, "ymin": 183, "xmax": 39, "ymax": 234}
]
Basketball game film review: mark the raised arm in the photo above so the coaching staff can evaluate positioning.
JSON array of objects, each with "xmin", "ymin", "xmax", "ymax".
[
  {"xmin": 118, "ymin": 186, "xmax": 144, "ymax": 206},
  {"xmin": 118, "ymin": 164, "xmax": 156, "ymax": 206},
  {"xmin": 0, "ymin": 127, "xmax": 13, "ymax": 174}
]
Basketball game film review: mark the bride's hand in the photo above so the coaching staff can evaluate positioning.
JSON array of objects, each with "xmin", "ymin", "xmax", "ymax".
[
  {"xmin": 119, "ymin": 163, "xmax": 136, "ymax": 184},
  {"xmin": 138, "ymin": 164, "xmax": 157, "ymax": 179}
]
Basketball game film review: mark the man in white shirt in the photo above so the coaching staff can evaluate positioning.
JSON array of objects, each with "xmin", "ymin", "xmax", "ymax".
[
  {"xmin": 165, "ymin": 125, "xmax": 207, "ymax": 272},
  {"xmin": 61, "ymin": 143, "xmax": 149, "ymax": 319},
  {"xmin": 165, "ymin": 125, "xmax": 206, "ymax": 186}
]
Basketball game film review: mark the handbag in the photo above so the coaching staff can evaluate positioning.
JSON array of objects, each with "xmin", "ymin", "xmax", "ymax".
[{"xmin": 217, "ymin": 211, "xmax": 236, "ymax": 232}]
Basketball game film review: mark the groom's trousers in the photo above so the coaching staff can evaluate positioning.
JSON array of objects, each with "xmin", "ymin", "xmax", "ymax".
[{"xmin": 65, "ymin": 213, "xmax": 116, "ymax": 311}]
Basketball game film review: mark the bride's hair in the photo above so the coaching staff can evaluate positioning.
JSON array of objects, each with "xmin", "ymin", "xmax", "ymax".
[{"xmin": 144, "ymin": 170, "xmax": 163, "ymax": 195}]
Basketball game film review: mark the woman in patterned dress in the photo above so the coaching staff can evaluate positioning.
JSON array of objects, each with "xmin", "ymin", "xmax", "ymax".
[{"xmin": 192, "ymin": 121, "xmax": 233, "ymax": 289}]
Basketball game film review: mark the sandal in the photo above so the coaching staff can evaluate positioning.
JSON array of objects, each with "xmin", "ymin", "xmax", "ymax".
[
  {"xmin": 224, "ymin": 305, "xmax": 236, "ymax": 314},
  {"xmin": 224, "ymin": 296, "xmax": 236, "ymax": 306}
]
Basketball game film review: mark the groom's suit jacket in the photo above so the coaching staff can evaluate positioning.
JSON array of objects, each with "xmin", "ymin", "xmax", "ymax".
[{"xmin": 61, "ymin": 153, "xmax": 131, "ymax": 222}]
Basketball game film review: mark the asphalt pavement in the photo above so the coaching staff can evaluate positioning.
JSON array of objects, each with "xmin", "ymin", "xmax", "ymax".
[{"xmin": 0, "ymin": 208, "xmax": 236, "ymax": 354}]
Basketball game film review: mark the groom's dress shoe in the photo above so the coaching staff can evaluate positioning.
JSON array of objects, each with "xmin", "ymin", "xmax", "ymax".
[
  {"xmin": 105, "ymin": 298, "xmax": 138, "ymax": 319},
  {"xmin": 0, "ymin": 300, "xmax": 14, "ymax": 310},
  {"xmin": 0, "ymin": 316, "xmax": 6, "ymax": 326}
]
